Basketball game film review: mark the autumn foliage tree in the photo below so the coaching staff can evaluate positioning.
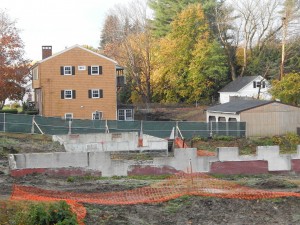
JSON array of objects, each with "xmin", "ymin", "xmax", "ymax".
[
  {"xmin": 152, "ymin": 4, "xmax": 228, "ymax": 103},
  {"xmin": 270, "ymin": 72, "xmax": 300, "ymax": 106},
  {"xmin": 0, "ymin": 11, "xmax": 29, "ymax": 109},
  {"xmin": 100, "ymin": 1, "xmax": 153, "ymax": 104}
]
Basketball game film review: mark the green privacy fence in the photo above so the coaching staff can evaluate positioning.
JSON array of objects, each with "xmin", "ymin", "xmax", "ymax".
[{"xmin": 0, "ymin": 113, "xmax": 246, "ymax": 139}]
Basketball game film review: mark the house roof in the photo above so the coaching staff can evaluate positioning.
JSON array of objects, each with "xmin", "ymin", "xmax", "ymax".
[
  {"xmin": 219, "ymin": 76, "xmax": 260, "ymax": 92},
  {"xmin": 32, "ymin": 45, "xmax": 118, "ymax": 68},
  {"xmin": 207, "ymin": 99, "xmax": 274, "ymax": 114}
]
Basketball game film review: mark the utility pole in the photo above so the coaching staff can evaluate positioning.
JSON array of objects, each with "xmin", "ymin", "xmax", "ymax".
[{"xmin": 280, "ymin": 16, "xmax": 287, "ymax": 81}]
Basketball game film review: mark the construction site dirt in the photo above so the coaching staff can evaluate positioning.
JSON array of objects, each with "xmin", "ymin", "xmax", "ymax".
[
  {"xmin": 2, "ymin": 161, "xmax": 300, "ymax": 225},
  {"xmin": 1, "ymin": 132, "xmax": 300, "ymax": 225}
]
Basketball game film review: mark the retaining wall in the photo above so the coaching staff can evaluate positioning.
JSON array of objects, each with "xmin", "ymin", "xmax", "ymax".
[
  {"xmin": 53, "ymin": 132, "xmax": 168, "ymax": 153},
  {"xmin": 8, "ymin": 145, "xmax": 300, "ymax": 177}
]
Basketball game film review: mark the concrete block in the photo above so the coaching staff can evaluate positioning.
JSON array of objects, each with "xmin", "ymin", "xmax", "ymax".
[
  {"xmin": 14, "ymin": 154, "xmax": 26, "ymax": 168},
  {"xmin": 53, "ymin": 152, "xmax": 88, "ymax": 168},
  {"xmin": 256, "ymin": 146, "xmax": 280, "ymax": 159},
  {"xmin": 197, "ymin": 156, "xmax": 218, "ymax": 172},
  {"xmin": 88, "ymin": 152, "xmax": 112, "ymax": 175},
  {"xmin": 217, "ymin": 147, "xmax": 239, "ymax": 161},
  {"xmin": 8, "ymin": 154, "xmax": 17, "ymax": 169},
  {"xmin": 267, "ymin": 155, "xmax": 291, "ymax": 171}
]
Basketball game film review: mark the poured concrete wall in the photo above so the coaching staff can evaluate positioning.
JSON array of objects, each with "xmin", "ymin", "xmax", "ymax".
[
  {"xmin": 9, "ymin": 152, "xmax": 88, "ymax": 169},
  {"xmin": 53, "ymin": 132, "xmax": 168, "ymax": 153},
  {"xmin": 8, "ymin": 145, "xmax": 300, "ymax": 177}
]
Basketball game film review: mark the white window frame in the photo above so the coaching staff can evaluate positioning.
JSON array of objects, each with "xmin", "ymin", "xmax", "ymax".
[
  {"xmin": 64, "ymin": 66, "xmax": 72, "ymax": 75},
  {"xmin": 64, "ymin": 90, "xmax": 73, "ymax": 99},
  {"xmin": 118, "ymin": 109, "xmax": 133, "ymax": 121},
  {"xmin": 92, "ymin": 89, "xmax": 100, "ymax": 98},
  {"xmin": 92, "ymin": 111, "xmax": 103, "ymax": 120},
  {"xmin": 91, "ymin": 65, "xmax": 99, "ymax": 75},
  {"xmin": 65, "ymin": 113, "xmax": 73, "ymax": 121}
]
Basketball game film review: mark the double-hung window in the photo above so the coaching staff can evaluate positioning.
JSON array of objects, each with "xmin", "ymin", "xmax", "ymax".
[
  {"xmin": 92, "ymin": 89, "xmax": 100, "ymax": 98},
  {"xmin": 92, "ymin": 111, "xmax": 103, "ymax": 120},
  {"xmin": 88, "ymin": 66, "xmax": 102, "ymax": 75},
  {"xmin": 253, "ymin": 81, "xmax": 266, "ymax": 88},
  {"xmin": 64, "ymin": 90, "xmax": 72, "ymax": 99},
  {"xmin": 65, "ymin": 113, "xmax": 73, "ymax": 121},
  {"xmin": 91, "ymin": 66, "xmax": 99, "ymax": 75},
  {"xmin": 60, "ymin": 66, "xmax": 75, "ymax": 75},
  {"xmin": 61, "ymin": 90, "xmax": 76, "ymax": 99},
  {"xmin": 88, "ymin": 89, "xmax": 103, "ymax": 98},
  {"xmin": 64, "ymin": 66, "xmax": 72, "ymax": 75},
  {"xmin": 118, "ymin": 109, "xmax": 133, "ymax": 121}
]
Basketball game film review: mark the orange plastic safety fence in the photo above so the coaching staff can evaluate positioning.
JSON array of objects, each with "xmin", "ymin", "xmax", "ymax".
[{"xmin": 10, "ymin": 173, "xmax": 300, "ymax": 225}]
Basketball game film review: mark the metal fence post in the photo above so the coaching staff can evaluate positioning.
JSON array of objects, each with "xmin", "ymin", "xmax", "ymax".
[
  {"xmin": 31, "ymin": 116, "xmax": 35, "ymax": 134},
  {"xmin": 105, "ymin": 120, "xmax": 109, "ymax": 133},
  {"xmin": 175, "ymin": 121, "xmax": 178, "ymax": 138},
  {"xmin": 68, "ymin": 120, "xmax": 72, "ymax": 135},
  {"xmin": 3, "ymin": 113, "xmax": 5, "ymax": 132},
  {"xmin": 226, "ymin": 122, "xmax": 229, "ymax": 136}
]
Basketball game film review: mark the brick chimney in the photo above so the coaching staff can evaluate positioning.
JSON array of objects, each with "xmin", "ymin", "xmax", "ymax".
[{"xmin": 42, "ymin": 46, "xmax": 52, "ymax": 59}]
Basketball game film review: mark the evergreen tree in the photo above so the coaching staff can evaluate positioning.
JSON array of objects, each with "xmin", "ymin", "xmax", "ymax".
[
  {"xmin": 152, "ymin": 4, "xmax": 228, "ymax": 103},
  {"xmin": 149, "ymin": 0, "xmax": 218, "ymax": 37}
]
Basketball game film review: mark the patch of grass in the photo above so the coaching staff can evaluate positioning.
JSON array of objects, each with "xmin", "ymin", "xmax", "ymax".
[
  {"xmin": 254, "ymin": 178, "xmax": 298, "ymax": 189},
  {"xmin": 212, "ymin": 135, "xmax": 236, "ymax": 141},
  {"xmin": 67, "ymin": 176, "xmax": 75, "ymax": 183},
  {"xmin": 210, "ymin": 173, "xmax": 272, "ymax": 181},
  {"xmin": 0, "ymin": 200, "xmax": 78, "ymax": 225},
  {"xmin": 128, "ymin": 174, "xmax": 172, "ymax": 180},
  {"xmin": 164, "ymin": 195, "xmax": 191, "ymax": 214},
  {"xmin": 239, "ymin": 146, "xmax": 255, "ymax": 155}
]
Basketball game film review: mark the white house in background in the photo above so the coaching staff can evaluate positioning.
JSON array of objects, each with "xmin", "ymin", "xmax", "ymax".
[
  {"xmin": 219, "ymin": 75, "xmax": 272, "ymax": 104},
  {"xmin": 4, "ymin": 80, "xmax": 34, "ymax": 106}
]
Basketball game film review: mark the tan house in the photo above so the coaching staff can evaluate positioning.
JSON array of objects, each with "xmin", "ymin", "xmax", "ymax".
[
  {"xmin": 206, "ymin": 100, "xmax": 300, "ymax": 137},
  {"xmin": 31, "ymin": 45, "xmax": 127, "ymax": 120}
]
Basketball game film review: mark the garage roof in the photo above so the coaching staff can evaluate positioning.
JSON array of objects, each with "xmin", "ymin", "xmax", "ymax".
[{"xmin": 207, "ymin": 100, "xmax": 273, "ymax": 114}]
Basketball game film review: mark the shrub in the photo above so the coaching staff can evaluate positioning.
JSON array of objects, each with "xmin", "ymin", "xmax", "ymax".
[
  {"xmin": 25, "ymin": 110, "xmax": 39, "ymax": 115},
  {"xmin": 272, "ymin": 133, "xmax": 300, "ymax": 153},
  {"xmin": 0, "ymin": 200, "xmax": 78, "ymax": 225},
  {"xmin": 0, "ymin": 109, "xmax": 18, "ymax": 114},
  {"xmin": 212, "ymin": 135, "xmax": 235, "ymax": 141}
]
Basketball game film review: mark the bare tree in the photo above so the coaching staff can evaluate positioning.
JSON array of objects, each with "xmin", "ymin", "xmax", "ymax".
[
  {"xmin": 100, "ymin": 0, "xmax": 153, "ymax": 103},
  {"xmin": 231, "ymin": 0, "xmax": 281, "ymax": 77},
  {"xmin": 215, "ymin": 2, "xmax": 239, "ymax": 80}
]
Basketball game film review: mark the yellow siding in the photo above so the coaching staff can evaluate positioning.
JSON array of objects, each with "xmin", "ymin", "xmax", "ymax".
[
  {"xmin": 36, "ymin": 47, "xmax": 117, "ymax": 120},
  {"xmin": 241, "ymin": 102, "xmax": 300, "ymax": 136}
]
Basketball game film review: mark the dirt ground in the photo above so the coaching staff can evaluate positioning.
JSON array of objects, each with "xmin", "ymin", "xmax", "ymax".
[
  {"xmin": 1, "ymin": 158, "xmax": 300, "ymax": 225},
  {"xmin": 1, "ymin": 132, "xmax": 300, "ymax": 224}
]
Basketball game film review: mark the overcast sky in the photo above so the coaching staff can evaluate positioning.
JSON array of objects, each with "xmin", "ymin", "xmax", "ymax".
[{"xmin": 1, "ymin": 0, "xmax": 132, "ymax": 61}]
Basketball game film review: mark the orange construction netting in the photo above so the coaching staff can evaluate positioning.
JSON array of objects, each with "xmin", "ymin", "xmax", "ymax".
[{"xmin": 10, "ymin": 172, "xmax": 300, "ymax": 224}]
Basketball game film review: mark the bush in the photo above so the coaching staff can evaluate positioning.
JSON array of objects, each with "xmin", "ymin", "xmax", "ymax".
[
  {"xmin": 272, "ymin": 133, "xmax": 300, "ymax": 153},
  {"xmin": 0, "ymin": 109, "xmax": 18, "ymax": 114},
  {"xmin": 212, "ymin": 135, "xmax": 235, "ymax": 141},
  {"xmin": 25, "ymin": 110, "xmax": 39, "ymax": 115},
  {"xmin": 0, "ymin": 200, "xmax": 78, "ymax": 225}
]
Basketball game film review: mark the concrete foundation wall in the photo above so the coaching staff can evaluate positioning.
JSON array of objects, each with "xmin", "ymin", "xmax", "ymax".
[
  {"xmin": 8, "ymin": 145, "xmax": 300, "ymax": 177},
  {"xmin": 53, "ymin": 132, "xmax": 168, "ymax": 153}
]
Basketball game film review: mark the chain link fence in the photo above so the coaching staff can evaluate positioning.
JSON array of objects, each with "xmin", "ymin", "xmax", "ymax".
[{"xmin": 0, "ymin": 113, "xmax": 246, "ymax": 139}]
